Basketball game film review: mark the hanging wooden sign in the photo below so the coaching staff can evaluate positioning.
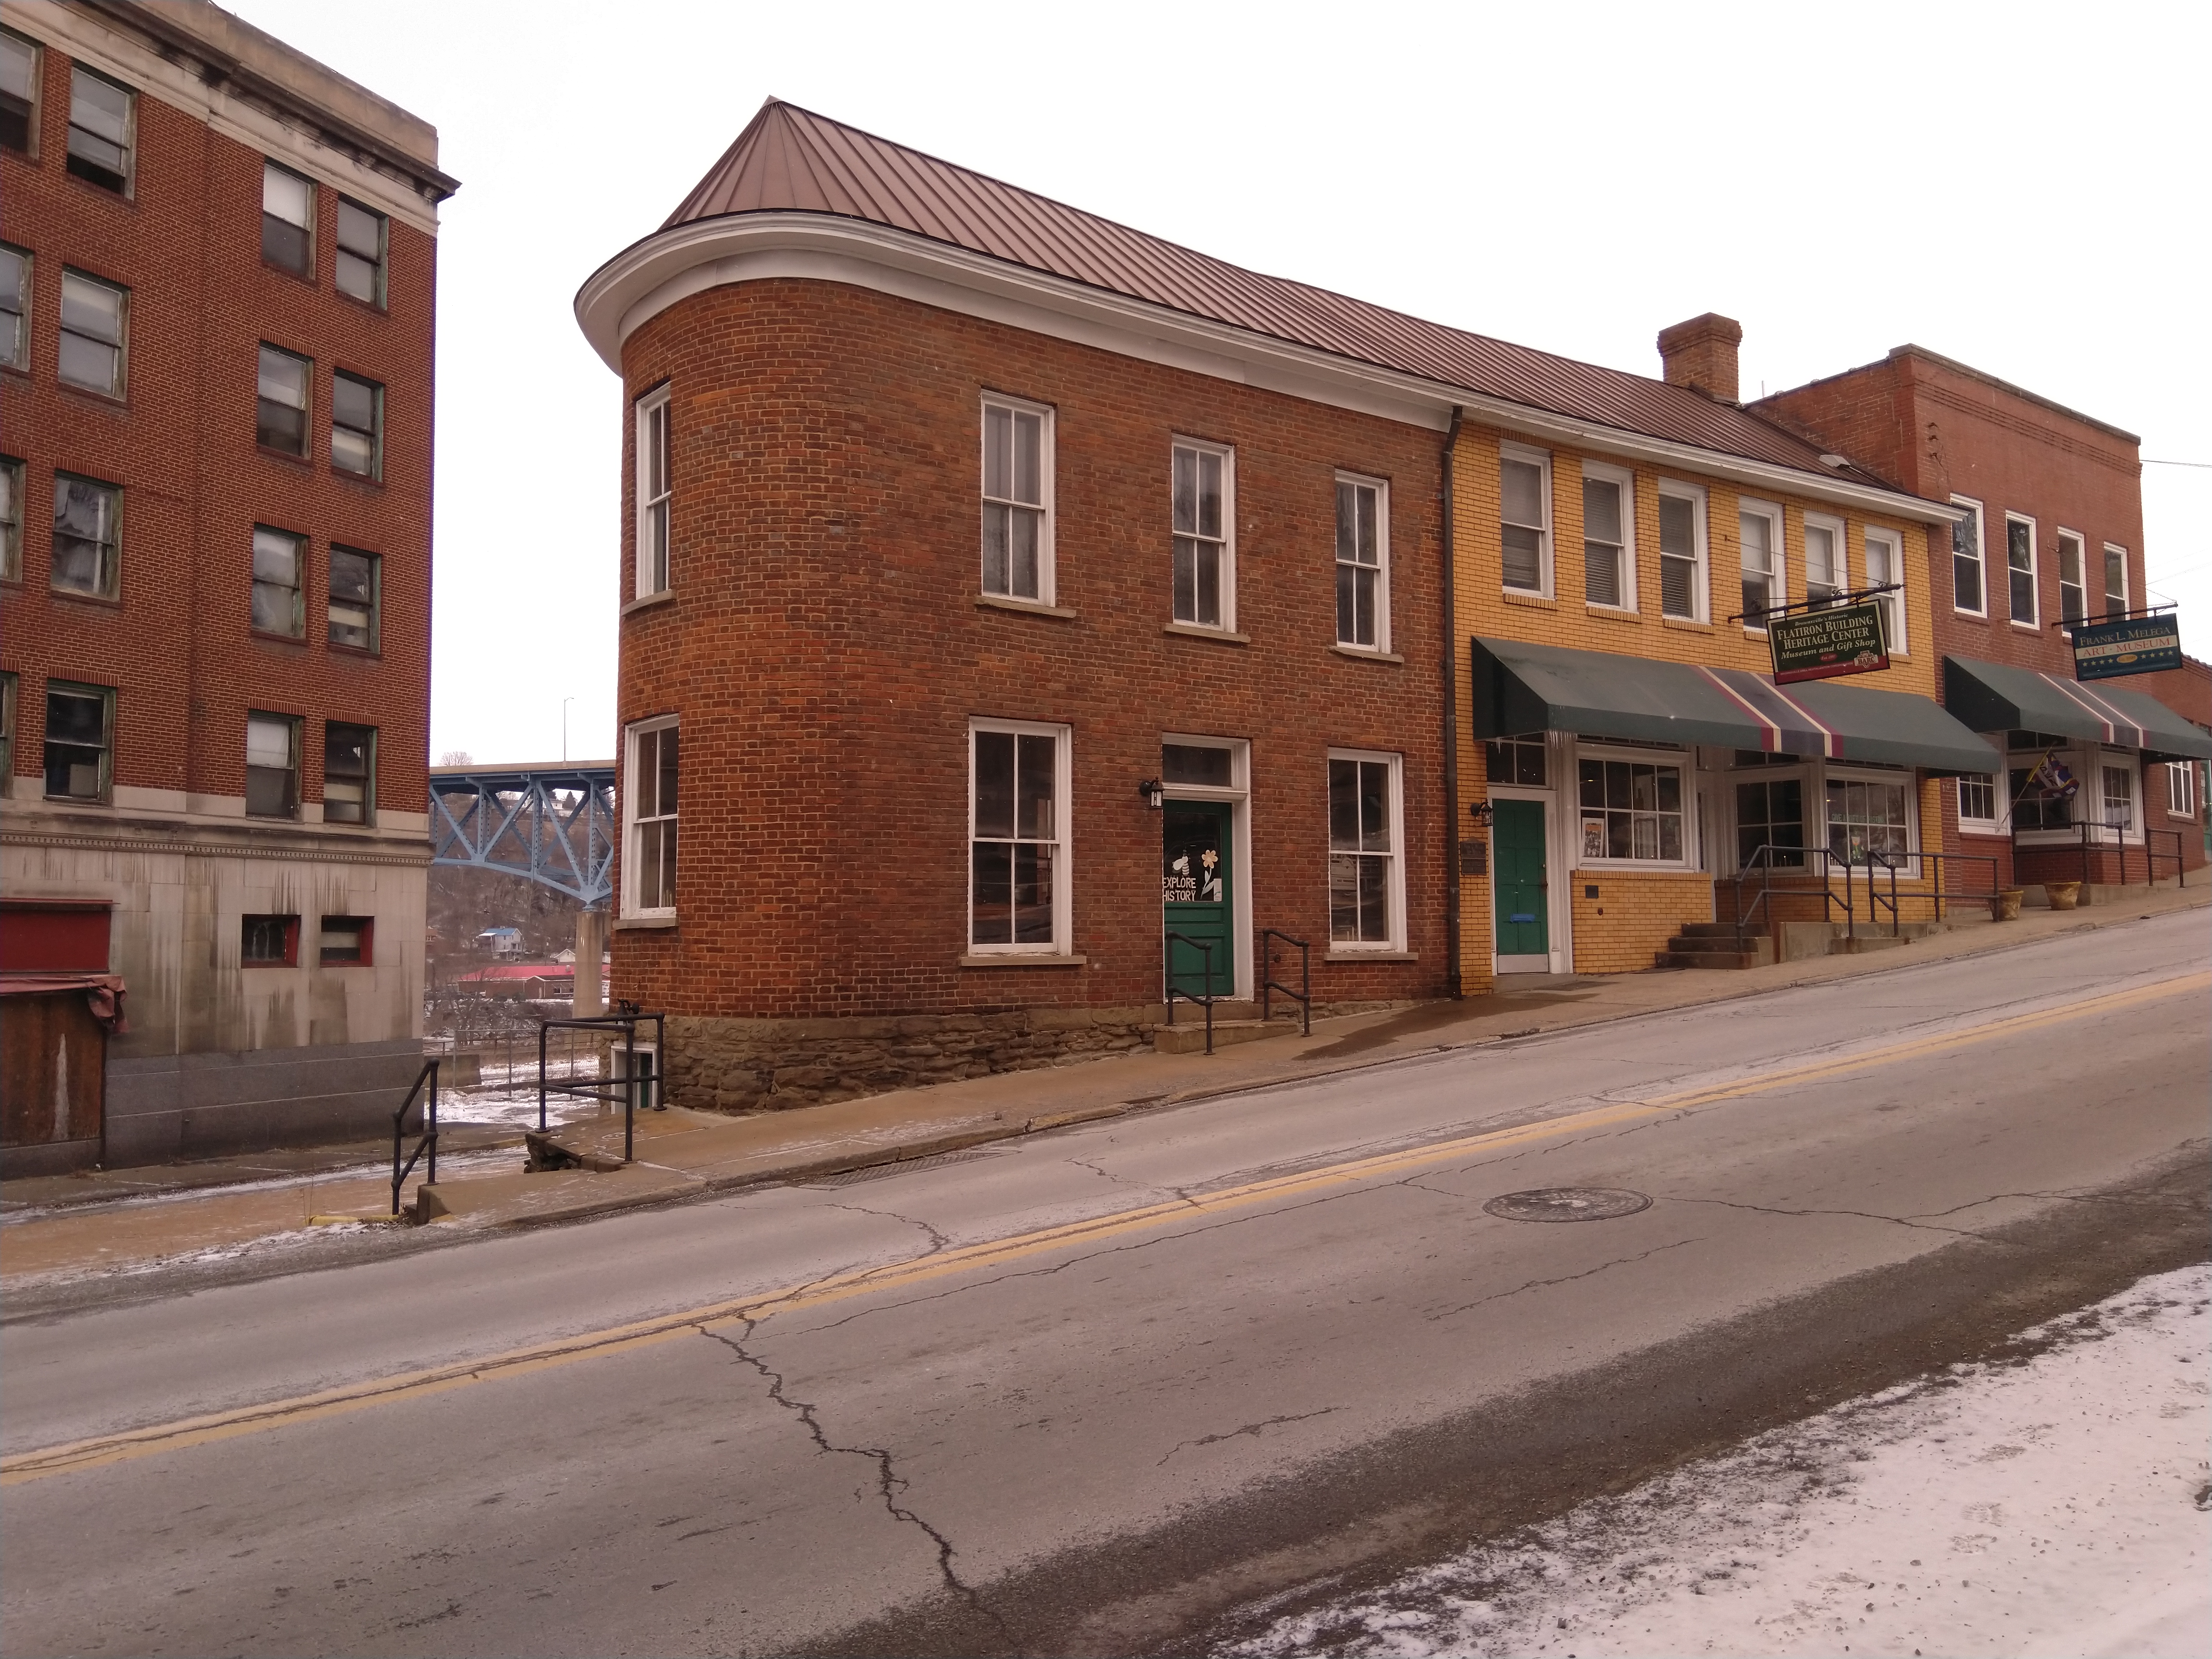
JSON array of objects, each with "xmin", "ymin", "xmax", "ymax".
[{"xmin": 1768, "ymin": 602, "xmax": 1889, "ymax": 685}]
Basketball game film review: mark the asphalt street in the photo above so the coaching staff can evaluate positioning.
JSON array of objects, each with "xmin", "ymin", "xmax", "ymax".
[{"xmin": 3, "ymin": 912, "xmax": 2207, "ymax": 1658}]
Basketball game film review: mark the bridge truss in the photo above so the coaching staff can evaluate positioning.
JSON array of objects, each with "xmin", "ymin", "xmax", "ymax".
[{"xmin": 429, "ymin": 763, "xmax": 617, "ymax": 905}]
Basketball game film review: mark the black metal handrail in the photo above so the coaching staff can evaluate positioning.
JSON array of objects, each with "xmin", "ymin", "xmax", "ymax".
[
  {"xmin": 1875, "ymin": 850, "xmax": 2001, "ymax": 921},
  {"xmin": 1259, "ymin": 928, "xmax": 1311, "ymax": 1036},
  {"xmin": 390, "ymin": 1058, "xmax": 439, "ymax": 1216},
  {"xmin": 1163, "ymin": 930, "xmax": 1216, "ymax": 1055},
  {"xmin": 2020, "ymin": 820, "xmax": 2186, "ymax": 890},
  {"xmin": 1727, "ymin": 843, "xmax": 1907, "ymax": 944},
  {"xmin": 2150, "ymin": 828, "xmax": 2187, "ymax": 888},
  {"xmin": 537, "ymin": 1002, "xmax": 667, "ymax": 1165}
]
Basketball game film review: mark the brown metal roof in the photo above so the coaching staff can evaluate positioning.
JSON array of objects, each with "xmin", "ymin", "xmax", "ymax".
[{"xmin": 662, "ymin": 101, "xmax": 1892, "ymax": 489}]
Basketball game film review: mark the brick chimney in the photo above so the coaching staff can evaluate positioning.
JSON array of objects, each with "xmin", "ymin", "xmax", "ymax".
[{"xmin": 1657, "ymin": 313, "xmax": 1743, "ymax": 404}]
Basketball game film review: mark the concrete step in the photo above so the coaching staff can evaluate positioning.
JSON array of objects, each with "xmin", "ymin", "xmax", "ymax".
[
  {"xmin": 1654, "ymin": 949, "xmax": 1767, "ymax": 970},
  {"xmin": 1665, "ymin": 931, "xmax": 1760, "ymax": 952},
  {"xmin": 1153, "ymin": 1017, "xmax": 1301, "ymax": 1055},
  {"xmin": 1673, "ymin": 921, "xmax": 1747, "ymax": 939},
  {"xmin": 1829, "ymin": 933, "xmax": 1909, "ymax": 954}
]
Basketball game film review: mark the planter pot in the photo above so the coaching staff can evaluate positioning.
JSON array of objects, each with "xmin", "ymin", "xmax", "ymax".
[
  {"xmin": 1990, "ymin": 888, "xmax": 2025, "ymax": 922},
  {"xmin": 2045, "ymin": 881, "xmax": 2082, "ymax": 912}
]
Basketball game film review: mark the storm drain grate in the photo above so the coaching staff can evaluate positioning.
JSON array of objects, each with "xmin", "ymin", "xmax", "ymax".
[{"xmin": 1483, "ymin": 1187, "xmax": 1653, "ymax": 1222}]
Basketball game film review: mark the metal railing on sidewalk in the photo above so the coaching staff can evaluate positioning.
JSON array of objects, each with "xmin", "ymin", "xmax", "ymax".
[
  {"xmin": 1163, "ymin": 931, "xmax": 1217, "ymax": 1055},
  {"xmin": 390, "ymin": 1058, "xmax": 439, "ymax": 1216},
  {"xmin": 1259, "ymin": 928, "xmax": 1311, "ymax": 1036},
  {"xmin": 1728, "ymin": 843, "xmax": 1899, "ymax": 944},
  {"xmin": 536, "ymin": 1003, "xmax": 667, "ymax": 1165}
]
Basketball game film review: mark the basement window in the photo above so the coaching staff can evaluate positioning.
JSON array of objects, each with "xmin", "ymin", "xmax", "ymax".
[
  {"xmin": 241, "ymin": 914, "xmax": 299, "ymax": 967},
  {"xmin": 319, "ymin": 916, "xmax": 372, "ymax": 966}
]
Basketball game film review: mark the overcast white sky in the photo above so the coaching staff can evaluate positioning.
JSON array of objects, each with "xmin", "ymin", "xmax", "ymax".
[{"xmin": 230, "ymin": 0, "xmax": 2212, "ymax": 766}]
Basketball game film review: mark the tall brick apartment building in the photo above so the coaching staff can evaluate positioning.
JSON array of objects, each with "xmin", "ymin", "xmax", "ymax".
[
  {"xmin": 0, "ymin": 0, "xmax": 455, "ymax": 1169},
  {"xmin": 1756, "ymin": 348, "xmax": 2211, "ymax": 890},
  {"xmin": 576, "ymin": 103, "xmax": 2006, "ymax": 1111}
]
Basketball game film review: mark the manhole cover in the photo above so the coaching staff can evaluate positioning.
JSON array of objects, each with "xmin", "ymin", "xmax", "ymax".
[{"xmin": 1483, "ymin": 1187, "xmax": 1652, "ymax": 1223}]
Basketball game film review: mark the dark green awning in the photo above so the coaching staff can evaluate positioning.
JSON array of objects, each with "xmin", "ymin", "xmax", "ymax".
[
  {"xmin": 1473, "ymin": 638, "xmax": 2003, "ymax": 775},
  {"xmin": 1943, "ymin": 656, "xmax": 2212, "ymax": 761}
]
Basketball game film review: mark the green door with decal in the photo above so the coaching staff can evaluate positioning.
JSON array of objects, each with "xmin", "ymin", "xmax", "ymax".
[
  {"xmin": 1163, "ymin": 802, "xmax": 1234, "ymax": 997},
  {"xmin": 1492, "ymin": 798, "xmax": 1548, "ymax": 959}
]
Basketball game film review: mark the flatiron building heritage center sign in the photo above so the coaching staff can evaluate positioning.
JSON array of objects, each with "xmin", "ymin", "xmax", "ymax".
[{"xmin": 1768, "ymin": 602, "xmax": 1890, "ymax": 685}]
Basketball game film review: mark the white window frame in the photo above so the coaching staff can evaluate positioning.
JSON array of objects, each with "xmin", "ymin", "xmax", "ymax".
[
  {"xmin": 2098, "ymin": 759, "xmax": 2136, "ymax": 836},
  {"xmin": 1863, "ymin": 525, "xmax": 1906, "ymax": 655},
  {"xmin": 2166, "ymin": 761, "xmax": 2198, "ymax": 818},
  {"xmin": 1957, "ymin": 772, "xmax": 1999, "ymax": 832},
  {"xmin": 623, "ymin": 714, "xmax": 679, "ymax": 917},
  {"xmin": 1655, "ymin": 480, "xmax": 1708, "ymax": 622},
  {"xmin": 1334, "ymin": 471, "xmax": 1391, "ymax": 649},
  {"xmin": 1573, "ymin": 741, "xmax": 1696, "ymax": 870},
  {"xmin": 2004, "ymin": 512, "xmax": 2039, "ymax": 629},
  {"xmin": 1579, "ymin": 460, "xmax": 1635, "ymax": 613},
  {"xmin": 1326, "ymin": 746, "xmax": 1406, "ymax": 951},
  {"xmin": 2101, "ymin": 542, "xmax": 2129, "ymax": 621},
  {"xmin": 966, "ymin": 718, "xmax": 1072, "ymax": 956},
  {"xmin": 1169, "ymin": 438, "xmax": 1235, "ymax": 631},
  {"xmin": 1802, "ymin": 511, "xmax": 1848, "ymax": 610},
  {"xmin": 1821, "ymin": 764, "xmax": 1920, "ymax": 875},
  {"xmin": 2055, "ymin": 528, "xmax": 2087, "ymax": 629},
  {"xmin": 1951, "ymin": 495, "xmax": 1987, "ymax": 617},
  {"xmin": 1498, "ymin": 442, "xmax": 1552, "ymax": 597},
  {"xmin": 980, "ymin": 392, "xmax": 1056, "ymax": 606},
  {"xmin": 635, "ymin": 385, "xmax": 672, "ymax": 600},
  {"xmin": 1738, "ymin": 498, "xmax": 1783, "ymax": 632}
]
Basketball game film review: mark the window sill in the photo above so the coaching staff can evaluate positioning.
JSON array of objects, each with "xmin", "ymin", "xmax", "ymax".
[
  {"xmin": 1330, "ymin": 644, "xmax": 1403, "ymax": 663},
  {"xmin": 262, "ymin": 259, "xmax": 317, "ymax": 287},
  {"xmin": 1585, "ymin": 603, "xmax": 1641, "ymax": 623},
  {"xmin": 58, "ymin": 380, "xmax": 129, "ymax": 409},
  {"xmin": 256, "ymin": 443, "xmax": 315, "ymax": 468},
  {"xmin": 960, "ymin": 953, "xmax": 1087, "ymax": 968},
  {"xmin": 1324, "ymin": 949, "xmax": 1417, "ymax": 963},
  {"xmin": 250, "ymin": 628, "xmax": 310, "ymax": 647},
  {"xmin": 977, "ymin": 594, "xmax": 1077, "ymax": 620},
  {"xmin": 622, "ymin": 589, "xmax": 677, "ymax": 617},
  {"xmin": 327, "ymin": 641, "xmax": 383, "ymax": 661},
  {"xmin": 48, "ymin": 586, "xmax": 123, "ymax": 609},
  {"xmin": 1661, "ymin": 616, "xmax": 1713, "ymax": 633},
  {"xmin": 1952, "ymin": 609, "xmax": 1991, "ymax": 624},
  {"xmin": 1162, "ymin": 622, "xmax": 1249, "ymax": 645},
  {"xmin": 336, "ymin": 291, "xmax": 391, "ymax": 319},
  {"xmin": 43, "ymin": 793, "xmax": 113, "ymax": 807},
  {"xmin": 2009, "ymin": 621, "xmax": 2042, "ymax": 633},
  {"xmin": 613, "ymin": 915, "xmax": 678, "ymax": 930},
  {"xmin": 331, "ymin": 465, "xmax": 385, "ymax": 490},
  {"xmin": 1501, "ymin": 589, "xmax": 1555, "ymax": 609}
]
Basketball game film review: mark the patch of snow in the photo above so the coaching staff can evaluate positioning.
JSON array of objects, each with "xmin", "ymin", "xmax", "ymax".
[{"xmin": 1221, "ymin": 1265, "xmax": 2210, "ymax": 1659}]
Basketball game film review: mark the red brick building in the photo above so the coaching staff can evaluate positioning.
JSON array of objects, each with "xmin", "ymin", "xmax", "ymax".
[
  {"xmin": 575, "ymin": 104, "xmax": 1985, "ymax": 1108},
  {"xmin": 1, "ymin": 0, "xmax": 454, "ymax": 1169},
  {"xmin": 1756, "ymin": 347, "xmax": 2209, "ymax": 891}
]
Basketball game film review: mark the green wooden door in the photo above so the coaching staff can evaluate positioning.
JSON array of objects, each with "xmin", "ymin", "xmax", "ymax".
[
  {"xmin": 1492, "ymin": 798, "xmax": 1549, "ymax": 958},
  {"xmin": 1163, "ymin": 802, "xmax": 1234, "ymax": 997}
]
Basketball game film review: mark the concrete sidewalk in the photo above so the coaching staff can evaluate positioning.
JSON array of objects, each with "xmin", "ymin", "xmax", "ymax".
[{"xmin": 5, "ymin": 882, "xmax": 2202, "ymax": 1285}]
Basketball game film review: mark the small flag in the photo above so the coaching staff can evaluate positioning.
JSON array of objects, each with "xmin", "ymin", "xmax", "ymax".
[{"xmin": 2029, "ymin": 751, "xmax": 2079, "ymax": 801}]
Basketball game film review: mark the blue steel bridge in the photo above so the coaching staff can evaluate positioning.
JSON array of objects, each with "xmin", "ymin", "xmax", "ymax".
[{"xmin": 428, "ymin": 762, "xmax": 615, "ymax": 905}]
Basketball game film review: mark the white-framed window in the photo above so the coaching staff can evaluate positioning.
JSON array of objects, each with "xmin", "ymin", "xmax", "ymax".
[
  {"xmin": 1581, "ymin": 462, "xmax": 1634, "ymax": 610},
  {"xmin": 2056, "ymin": 529, "xmax": 2087, "ymax": 626},
  {"xmin": 336, "ymin": 198, "xmax": 387, "ymax": 308},
  {"xmin": 2166, "ymin": 762, "xmax": 2198, "ymax": 818},
  {"xmin": 624, "ymin": 716, "xmax": 678, "ymax": 915},
  {"xmin": 635, "ymin": 385, "xmax": 672, "ymax": 599},
  {"xmin": 261, "ymin": 160, "xmax": 314, "ymax": 277},
  {"xmin": 1577, "ymin": 745, "xmax": 1690, "ymax": 865},
  {"xmin": 0, "ymin": 242, "xmax": 27, "ymax": 371},
  {"xmin": 2101, "ymin": 544, "xmax": 2128, "ymax": 620},
  {"xmin": 1863, "ymin": 526, "xmax": 1905, "ymax": 653},
  {"xmin": 2008, "ymin": 732, "xmax": 2079, "ymax": 833},
  {"xmin": 2005, "ymin": 513, "xmax": 2038, "ymax": 627},
  {"xmin": 1499, "ymin": 445, "xmax": 1551, "ymax": 595},
  {"xmin": 1803, "ymin": 512, "xmax": 1846, "ymax": 610},
  {"xmin": 1739, "ymin": 499, "xmax": 1781, "ymax": 628},
  {"xmin": 1958, "ymin": 773, "xmax": 1997, "ymax": 829},
  {"xmin": 2100, "ymin": 764, "xmax": 2134, "ymax": 832},
  {"xmin": 1335, "ymin": 473, "xmax": 1389, "ymax": 647},
  {"xmin": 66, "ymin": 64, "xmax": 132, "ymax": 194},
  {"xmin": 250, "ymin": 525, "xmax": 305, "ymax": 637},
  {"xmin": 245, "ymin": 712, "xmax": 301, "ymax": 818},
  {"xmin": 982, "ymin": 394, "xmax": 1053, "ymax": 603},
  {"xmin": 1657, "ymin": 482, "xmax": 1707, "ymax": 621},
  {"xmin": 1171, "ymin": 440, "xmax": 1234, "ymax": 628},
  {"xmin": 60, "ymin": 269, "xmax": 127, "ymax": 397},
  {"xmin": 1951, "ymin": 496, "xmax": 1986, "ymax": 615},
  {"xmin": 1327, "ymin": 748, "xmax": 1403, "ymax": 949},
  {"xmin": 969, "ymin": 719, "xmax": 1070, "ymax": 952},
  {"xmin": 1825, "ymin": 769, "xmax": 1913, "ymax": 866}
]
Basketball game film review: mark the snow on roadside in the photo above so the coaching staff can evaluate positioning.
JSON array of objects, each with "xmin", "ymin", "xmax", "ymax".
[{"xmin": 1222, "ymin": 1264, "xmax": 2210, "ymax": 1659}]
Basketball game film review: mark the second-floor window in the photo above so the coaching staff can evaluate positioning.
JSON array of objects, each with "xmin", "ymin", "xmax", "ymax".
[
  {"xmin": 52, "ymin": 474, "xmax": 120, "ymax": 598},
  {"xmin": 1581, "ymin": 469, "xmax": 1629, "ymax": 609},
  {"xmin": 336, "ymin": 198, "xmax": 387, "ymax": 306},
  {"xmin": 262, "ymin": 162, "xmax": 314, "ymax": 276},
  {"xmin": 257, "ymin": 344, "xmax": 310, "ymax": 453},
  {"xmin": 44, "ymin": 680, "xmax": 112, "ymax": 800},
  {"xmin": 981, "ymin": 396, "xmax": 1051, "ymax": 602},
  {"xmin": 2006, "ymin": 515, "xmax": 2037, "ymax": 625},
  {"xmin": 323, "ymin": 723, "xmax": 375, "ymax": 824},
  {"xmin": 0, "ymin": 243, "xmax": 26, "ymax": 370},
  {"xmin": 251, "ymin": 526, "xmax": 304, "ymax": 636},
  {"xmin": 1739, "ymin": 502, "xmax": 1780, "ymax": 626},
  {"xmin": 1171, "ymin": 441, "xmax": 1232, "ymax": 627},
  {"xmin": 59, "ymin": 270, "xmax": 125, "ymax": 396},
  {"xmin": 1336, "ymin": 475, "xmax": 1387, "ymax": 647},
  {"xmin": 2057, "ymin": 530, "xmax": 2086, "ymax": 625},
  {"xmin": 332, "ymin": 372, "xmax": 383, "ymax": 478},
  {"xmin": 1658, "ymin": 485, "xmax": 1705, "ymax": 620},
  {"xmin": 245, "ymin": 713, "xmax": 300, "ymax": 817},
  {"xmin": 329, "ymin": 546, "xmax": 379, "ymax": 650},
  {"xmin": 1864, "ymin": 527, "xmax": 1905, "ymax": 653},
  {"xmin": 66, "ymin": 66, "xmax": 131, "ymax": 193},
  {"xmin": 625, "ymin": 718, "xmax": 678, "ymax": 913},
  {"xmin": 635, "ymin": 386, "xmax": 671, "ymax": 598},
  {"xmin": 1803, "ymin": 515, "xmax": 1844, "ymax": 609},
  {"xmin": 1951, "ymin": 497, "xmax": 1985, "ymax": 614},
  {"xmin": 1500, "ymin": 449, "xmax": 1549, "ymax": 593},
  {"xmin": 2102, "ymin": 544, "xmax": 2128, "ymax": 620}
]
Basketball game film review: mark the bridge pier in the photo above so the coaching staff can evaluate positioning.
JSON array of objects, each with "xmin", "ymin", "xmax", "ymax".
[{"xmin": 574, "ymin": 910, "xmax": 608, "ymax": 1018}]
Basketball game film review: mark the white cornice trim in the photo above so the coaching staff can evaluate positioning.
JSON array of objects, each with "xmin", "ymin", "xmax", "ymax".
[
  {"xmin": 3, "ymin": 0, "xmax": 443, "ymax": 233},
  {"xmin": 575, "ymin": 213, "xmax": 1959, "ymax": 527}
]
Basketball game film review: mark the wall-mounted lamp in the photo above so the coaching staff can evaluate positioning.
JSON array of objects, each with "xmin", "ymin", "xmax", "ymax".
[
  {"xmin": 1467, "ymin": 800, "xmax": 1494, "ymax": 827},
  {"xmin": 1137, "ymin": 778, "xmax": 1164, "ymax": 810}
]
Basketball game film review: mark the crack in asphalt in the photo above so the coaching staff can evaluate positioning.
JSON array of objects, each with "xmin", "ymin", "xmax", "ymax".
[
  {"xmin": 1156, "ymin": 1408, "xmax": 1341, "ymax": 1467},
  {"xmin": 1664, "ymin": 1195, "xmax": 1978, "ymax": 1236},
  {"xmin": 702, "ymin": 1322, "xmax": 1013, "ymax": 1646},
  {"xmin": 828, "ymin": 1203, "xmax": 952, "ymax": 1256},
  {"xmin": 1427, "ymin": 1238, "xmax": 1705, "ymax": 1322},
  {"xmin": 1907, "ymin": 1186, "xmax": 2208, "ymax": 1222}
]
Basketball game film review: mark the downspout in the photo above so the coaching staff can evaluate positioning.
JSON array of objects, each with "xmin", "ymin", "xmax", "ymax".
[{"xmin": 1441, "ymin": 408, "xmax": 1465, "ymax": 998}]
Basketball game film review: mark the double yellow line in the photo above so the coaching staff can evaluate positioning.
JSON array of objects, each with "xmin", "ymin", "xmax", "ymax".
[{"xmin": 7, "ymin": 970, "xmax": 2202, "ymax": 1487}]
